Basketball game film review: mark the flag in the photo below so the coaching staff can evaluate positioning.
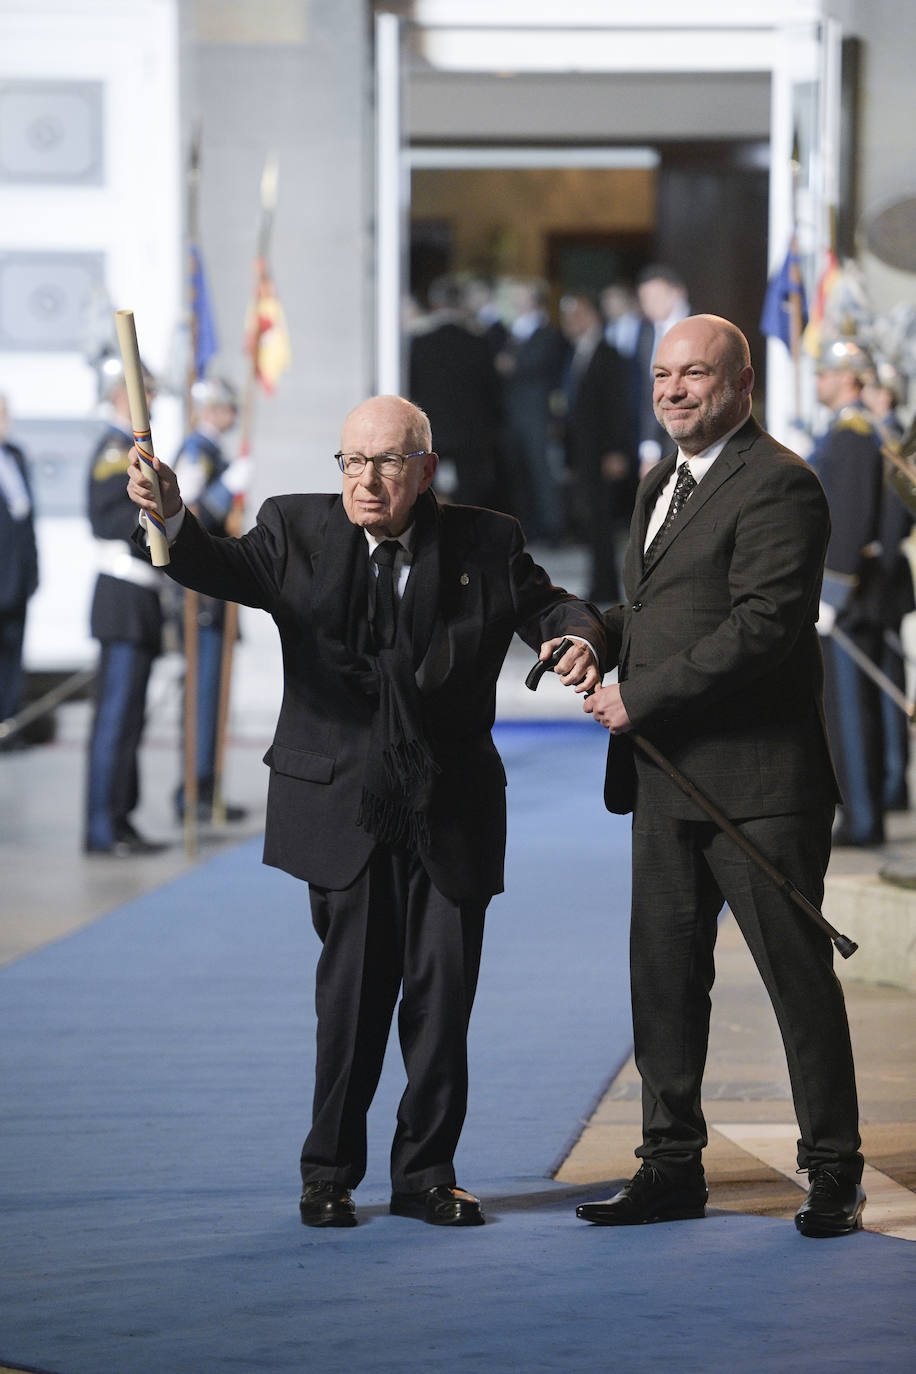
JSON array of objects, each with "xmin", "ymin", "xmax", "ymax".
[
  {"xmin": 246, "ymin": 256, "xmax": 291, "ymax": 393},
  {"xmin": 802, "ymin": 247, "xmax": 840, "ymax": 359},
  {"xmin": 189, "ymin": 242, "xmax": 218, "ymax": 378},
  {"xmin": 760, "ymin": 237, "xmax": 808, "ymax": 353}
]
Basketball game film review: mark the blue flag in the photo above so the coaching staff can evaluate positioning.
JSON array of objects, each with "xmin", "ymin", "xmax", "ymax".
[
  {"xmin": 760, "ymin": 239, "xmax": 808, "ymax": 351},
  {"xmin": 190, "ymin": 243, "xmax": 218, "ymax": 377}
]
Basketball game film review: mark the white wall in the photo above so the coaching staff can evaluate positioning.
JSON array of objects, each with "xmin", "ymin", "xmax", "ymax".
[{"xmin": 0, "ymin": 0, "xmax": 182, "ymax": 672}]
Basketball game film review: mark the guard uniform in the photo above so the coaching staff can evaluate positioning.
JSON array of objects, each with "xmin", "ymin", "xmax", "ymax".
[
  {"xmin": 172, "ymin": 424, "xmax": 237, "ymax": 816},
  {"xmin": 84, "ymin": 422, "xmax": 163, "ymax": 851},
  {"xmin": 810, "ymin": 401, "xmax": 886, "ymax": 844}
]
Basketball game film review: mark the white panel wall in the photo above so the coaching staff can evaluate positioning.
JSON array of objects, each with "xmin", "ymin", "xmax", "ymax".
[{"xmin": 0, "ymin": 0, "xmax": 182, "ymax": 671}]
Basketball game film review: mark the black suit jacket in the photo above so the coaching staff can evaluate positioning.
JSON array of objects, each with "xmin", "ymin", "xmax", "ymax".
[
  {"xmin": 154, "ymin": 495, "xmax": 605, "ymax": 901},
  {"xmin": 603, "ymin": 417, "xmax": 840, "ymax": 819},
  {"xmin": 0, "ymin": 441, "xmax": 38, "ymax": 614}
]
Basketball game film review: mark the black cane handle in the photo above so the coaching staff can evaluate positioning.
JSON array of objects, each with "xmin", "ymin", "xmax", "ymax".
[{"xmin": 525, "ymin": 638, "xmax": 575, "ymax": 690}]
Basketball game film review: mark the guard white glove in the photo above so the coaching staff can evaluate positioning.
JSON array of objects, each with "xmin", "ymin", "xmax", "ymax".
[
  {"xmin": 816, "ymin": 600, "xmax": 837, "ymax": 636},
  {"xmin": 222, "ymin": 456, "xmax": 253, "ymax": 495}
]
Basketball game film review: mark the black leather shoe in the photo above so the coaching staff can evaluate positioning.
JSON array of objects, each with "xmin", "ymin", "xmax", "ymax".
[
  {"xmin": 389, "ymin": 1185, "xmax": 485, "ymax": 1226},
  {"xmin": 576, "ymin": 1163, "xmax": 708, "ymax": 1225},
  {"xmin": 299, "ymin": 1180, "xmax": 357, "ymax": 1228},
  {"xmin": 85, "ymin": 827, "xmax": 170, "ymax": 857},
  {"xmin": 794, "ymin": 1169, "xmax": 865, "ymax": 1237}
]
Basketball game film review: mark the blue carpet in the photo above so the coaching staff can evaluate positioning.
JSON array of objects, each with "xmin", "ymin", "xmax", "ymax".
[{"xmin": 1, "ymin": 722, "xmax": 913, "ymax": 1374}]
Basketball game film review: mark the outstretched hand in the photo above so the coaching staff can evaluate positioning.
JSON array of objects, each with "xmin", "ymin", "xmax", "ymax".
[{"xmin": 126, "ymin": 447, "xmax": 182, "ymax": 519}]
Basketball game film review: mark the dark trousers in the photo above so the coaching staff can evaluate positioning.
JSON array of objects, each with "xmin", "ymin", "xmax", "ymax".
[
  {"xmin": 0, "ymin": 610, "xmax": 26, "ymax": 723},
  {"xmin": 85, "ymin": 641, "xmax": 154, "ymax": 849},
  {"xmin": 630, "ymin": 805, "xmax": 863, "ymax": 1181},
  {"xmin": 300, "ymin": 846, "xmax": 487, "ymax": 1193},
  {"xmin": 822, "ymin": 630, "xmax": 885, "ymax": 842}
]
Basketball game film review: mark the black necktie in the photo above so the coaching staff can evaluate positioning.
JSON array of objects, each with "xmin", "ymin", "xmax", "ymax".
[
  {"xmin": 372, "ymin": 540, "xmax": 400, "ymax": 648},
  {"xmin": 643, "ymin": 462, "xmax": 696, "ymax": 568}
]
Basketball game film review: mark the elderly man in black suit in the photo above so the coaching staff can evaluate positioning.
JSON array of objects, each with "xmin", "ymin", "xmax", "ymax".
[
  {"xmin": 577, "ymin": 315, "xmax": 865, "ymax": 1239},
  {"xmin": 127, "ymin": 394, "xmax": 605, "ymax": 1229}
]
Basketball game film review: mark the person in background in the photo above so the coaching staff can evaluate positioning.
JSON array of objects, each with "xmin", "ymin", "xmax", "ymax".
[
  {"xmin": 172, "ymin": 375, "xmax": 250, "ymax": 824},
  {"xmin": 407, "ymin": 276, "xmax": 504, "ymax": 510},
  {"xmin": 600, "ymin": 280, "xmax": 642, "ymax": 361},
  {"xmin": 559, "ymin": 292, "xmax": 636, "ymax": 604},
  {"xmin": 633, "ymin": 265, "xmax": 691, "ymax": 476},
  {"xmin": 862, "ymin": 357, "xmax": 913, "ymax": 813},
  {"xmin": 126, "ymin": 393, "xmax": 605, "ymax": 1230},
  {"xmin": 0, "ymin": 393, "xmax": 39, "ymax": 742},
  {"xmin": 498, "ymin": 278, "xmax": 569, "ymax": 543},
  {"xmin": 84, "ymin": 358, "xmax": 168, "ymax": 857},
  {"xmin": 810, "ymin": 340, "xmax": 888, "ymax": 847}
]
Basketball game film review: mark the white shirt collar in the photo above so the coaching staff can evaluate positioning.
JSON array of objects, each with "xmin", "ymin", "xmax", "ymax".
[
  {"xmin": 364, "ymin": 523, "xmax": 415, "ymax": 559},
  {"xmin": 674, "ymin": 413, "xmax": 749, "ymax": 481}
]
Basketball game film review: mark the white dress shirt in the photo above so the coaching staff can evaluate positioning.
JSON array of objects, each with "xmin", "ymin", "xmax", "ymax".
[{"xmin": 643, "ymin": 417, "xmax": 747, "ymax": 553}]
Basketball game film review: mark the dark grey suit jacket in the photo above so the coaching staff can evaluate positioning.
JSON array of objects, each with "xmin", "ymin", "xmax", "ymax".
[
  {"xmin": 156, "ymin": 494, "xmax": 605, "ymax": 901},
  {"xmin": 603, "ymin": 416, "xmax": 841, "ymax": 819}
]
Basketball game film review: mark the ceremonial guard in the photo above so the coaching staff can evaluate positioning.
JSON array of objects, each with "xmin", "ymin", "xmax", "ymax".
[
  {"xmin": 810, "ymin": 340, "xmax": 888, "ymax": 847},
  {"xmin": 84, "ymin": 359, "xmax": 167, "ymax": 856},
  {"xmin": 172, "ymin": 376, "xmax": 249, "ymax": 822}
]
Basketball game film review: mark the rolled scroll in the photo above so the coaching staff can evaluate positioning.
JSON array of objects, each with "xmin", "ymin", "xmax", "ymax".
[{"xmin": 114, "ymin": 309, "xmax": 170, "ymax": 567}]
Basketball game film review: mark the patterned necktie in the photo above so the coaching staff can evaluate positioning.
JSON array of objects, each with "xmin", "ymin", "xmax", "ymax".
[
  {"xmin": 643, "ymin": 462, "xmax": 696, "ymax": 568},
  {"xmin": 372, "ymin": 540, "xmax": 400, "ymax": 648}
]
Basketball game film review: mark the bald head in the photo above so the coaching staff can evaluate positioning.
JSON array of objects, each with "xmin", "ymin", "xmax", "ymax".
[
  {"xmin": 340, "ymin": 395, "xmax": 432, "ymax": 458},
  {"xmin": 652, "ymin": 315, "xmax": 754, "ymax": 455},
  {"xmin": 338, "ymin": 395, "xmax": 438, "ymax": 539}
]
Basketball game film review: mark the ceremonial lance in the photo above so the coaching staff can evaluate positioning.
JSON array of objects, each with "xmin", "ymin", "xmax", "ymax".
[{"xmin": 114, "ymin": 309, "xmax": 170, "ymax": 567}]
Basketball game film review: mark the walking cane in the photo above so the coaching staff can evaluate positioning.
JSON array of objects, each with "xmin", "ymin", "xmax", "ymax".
[{"xmin": 526, "ymin": 640, "xmax": 858, "ymax": 959}]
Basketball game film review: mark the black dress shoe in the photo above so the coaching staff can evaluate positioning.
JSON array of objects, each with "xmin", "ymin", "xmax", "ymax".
[
  {"xmin": 299, "ymin": 1180, "xmax": 357, "ymax": 1228},
  {"xmin": 794, "ymin": 1169, "xmax": 865, "ymax": 1237},
  {"xmin": 389, "ymin": 1184, "xmax": 484, "ymax": 1226},
  {"xmin": 85, "ymin": 828, "xmax": 170, "ymax": 857},
  {"xmin": 576, "ymin": 1162, "xmax": 708, "ymax": 1225}
]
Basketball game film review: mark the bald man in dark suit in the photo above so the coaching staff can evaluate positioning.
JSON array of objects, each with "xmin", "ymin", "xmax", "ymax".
[{"xmin": 577, "ymin": 315, "xmax": 865, "ymax": 1239}]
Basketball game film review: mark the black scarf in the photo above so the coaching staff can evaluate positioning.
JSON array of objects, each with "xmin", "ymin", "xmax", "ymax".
[{"xmin": 312, "ymin": 491, "xmax": 442, "ymax": 851}]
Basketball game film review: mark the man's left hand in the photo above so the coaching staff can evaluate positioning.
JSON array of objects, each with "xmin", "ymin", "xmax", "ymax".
[
  {"xmin": 539, "ymin": 637, "xmax": 600, "ymax": 694},
  {"xmin": 583, "ymin": 682, "xmax": 632, "ymax": 733}
]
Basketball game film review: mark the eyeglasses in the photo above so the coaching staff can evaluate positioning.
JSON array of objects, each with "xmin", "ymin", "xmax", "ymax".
[{"xmin": 334, "ymin": 450, "xmax": 427, "ymax": 478}]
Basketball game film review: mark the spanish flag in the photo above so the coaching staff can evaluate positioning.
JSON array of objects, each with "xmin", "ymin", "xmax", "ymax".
[
  {"xmin": 246, "ymin": 256, "xmax": 291, "ymax": 393},
  {"xmin": 801, "ymin": 247, "xmax": 840, "ymax": 359}
]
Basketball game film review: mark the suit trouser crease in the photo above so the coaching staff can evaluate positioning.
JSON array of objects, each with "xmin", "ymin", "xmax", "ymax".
[
  {"xmin": 630, "ymin": 807, "xmax": 862, "ymax": 1179},
  {"xmin": 301, "ymin": 846, "xmax": 486, "ymax": 1193}
]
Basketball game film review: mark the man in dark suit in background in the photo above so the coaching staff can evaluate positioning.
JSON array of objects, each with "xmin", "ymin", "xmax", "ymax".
[
  {"xmin": 0, "ymin": 393, "xmax": 39, "ymax": 737},
  {"xmin": 407, "ymin": 276, "xmax": 504, "ymax": 510},
  {"xmin": 577, "ymin": 315, "xmax": 865, "ymax": 1239},
  {"xmin": 84, "ymin": 360, "xmax": 168, "ymax": 856},
  {"xmin": 559, "ymin": 292, "xmax": 636, "ymax": 604},
  {"xmin": 633, "ymin": 264, "xmax": 690, "ymax": 476},
  {"xmin": 500, "ymin": 277, "xmax": 569, "ymax": 543},
  {"xmin": 127, "ymin": 394, "xmax": 605, "ymax": 1229}
]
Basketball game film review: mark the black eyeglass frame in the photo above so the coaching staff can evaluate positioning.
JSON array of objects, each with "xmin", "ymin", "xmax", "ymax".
[{"xmin": 334, "ymin": 450, "xmax": 429, "ymax": 477}]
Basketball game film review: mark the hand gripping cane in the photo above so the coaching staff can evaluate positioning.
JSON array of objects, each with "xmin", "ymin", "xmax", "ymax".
[{"xmin": 526, "ymin": 640, "xmax": 858, "ymax": 958}]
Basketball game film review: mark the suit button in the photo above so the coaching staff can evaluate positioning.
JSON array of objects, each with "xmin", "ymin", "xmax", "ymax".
[{"xmin": 631, "ymin": 601, "xmax": 642, "ymax": 611}]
